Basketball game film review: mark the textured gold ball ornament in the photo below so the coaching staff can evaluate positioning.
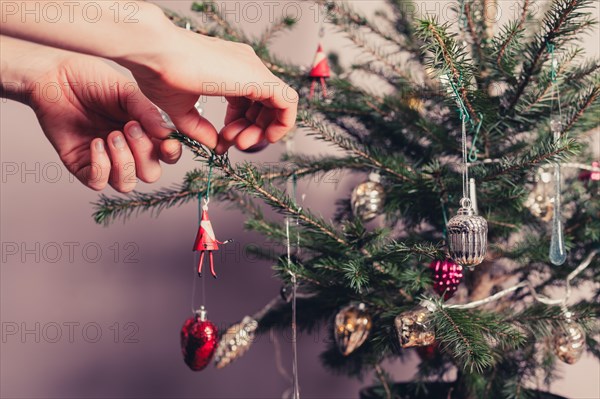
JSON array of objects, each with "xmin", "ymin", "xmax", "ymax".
[
  {"xmin": 213, "ymin": 316, "xmax": 258, "ymax": 369},
  {"xmin": 334, "ymin": 303, "xmax": 372, "ymax": 356},
  {"xmin": 524, "ymin": 167, "xmax": 554, "ymax": 221},
  {"xmin": 553, "ymin": 317, "xmax": 586, "ymax": 365},
  {"xmin": 351, "ymin": 173, "xmax": 386, "ymax": 222},
  {"xmin": 447, "ymin": 198, "xmax": 488, "ymax": 268},
  {"xmin": 394, "ymin": 307, "xmax": 435, "ymax": 348}
]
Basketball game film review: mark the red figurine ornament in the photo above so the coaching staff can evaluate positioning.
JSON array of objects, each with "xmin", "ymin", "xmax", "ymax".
[
  {"xmin": 180, "ymin": 306, "xmax": 218, "ymax": 371},
  {"xmin": 429, "ymin": 258, "xmax": 463, "ymax": 300},
  {"xmin": 308, "ymin": 44, "xmax": 331, "ymax": 100},
  {"xmin": 193, "ymin": 200, "xmax": 231, "ymax": 278}
]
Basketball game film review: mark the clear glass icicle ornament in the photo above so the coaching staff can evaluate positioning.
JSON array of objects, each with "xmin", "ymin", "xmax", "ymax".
[{"xmin": 548, "ymin": 45, "xmax": 567, "ymax": 266}]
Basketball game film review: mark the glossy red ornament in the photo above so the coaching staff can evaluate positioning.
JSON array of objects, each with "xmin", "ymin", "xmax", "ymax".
[
  {"xmin": 308, "ymin": 44, "xmax": 330, "ymax": 99},
  {"xmin": 180, "ymin": 306, "xmax": 218, "ymax": 371},
  {"xmin": 578, "ymin": 161, "xmax": 600, "ymax": 182},
  {"xmin": 429, "ymin": 259, "xmax": 463, "ymax": 300}
]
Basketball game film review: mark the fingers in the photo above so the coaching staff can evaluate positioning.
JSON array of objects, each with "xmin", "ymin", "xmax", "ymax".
[
  {"xmin": 265, "ymin": 84, "xmax": 298, "ymax": 143},
  {"xmin": 243, "ymin": 78, "xmax": 298, "ymax": 143},
  {"xmin": 124, "ymin": 121, "xmax": 161, "ymax": 183},
  {"xmin": 107, "ymin": 131, "xmax": 137, "ymax": 193},
  {"xmin": 216, "ymin": 118, "xmax": 251, "ymax": 154},
  {"xmin": 75, "ymin": 139, "xmax": 111, "ymax": 191},
  {"xmin": 235, "ymin": 107, "xmax": 274, "ymax": 150},
  {"xmin": 170, "ymin": 108, "xmax": 219, "ymax": 149},
  {"xmin": 123, "ymin": 82, "xmax": 174, "ymax": 141},
  {"xmin": 159, "ymin": 139, "xmax": 183, "ymax": 164},
  {"xmin": 235, "ymin": 125, "xmax": 264, "ymax": 151},
  {"xmin": 224, "ymin": 97, "xmax": 252, "ymax": 125}
]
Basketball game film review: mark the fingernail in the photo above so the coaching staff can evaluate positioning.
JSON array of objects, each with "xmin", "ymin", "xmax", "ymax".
[
  {"xmin": 95, "ymin": 140, "xmax": 105, "ymax": 153},
  {"xmin": 128, "ymin": 124, "xmax": 144, "ymax": 139},
  {"xmin": 113, "ymin": 134, "xmax": 126, "ymax": 150}
]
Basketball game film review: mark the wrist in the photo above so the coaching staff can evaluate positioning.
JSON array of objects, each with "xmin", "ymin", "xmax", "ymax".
[
  {"xmin": 110, "ymin": 2, "xmax": 178, "ymax": 76},
  {"xmin": 0, "ymin": 36, "xmax": 68, "ymax": 106}
]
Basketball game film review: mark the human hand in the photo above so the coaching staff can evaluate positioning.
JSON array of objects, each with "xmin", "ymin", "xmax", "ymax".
[
  {"xmin": 24, "ymin": 53, "xmax": 182, "ymax": 192},
  {"xmin": 123, "ymin": 25, "xmax": 299, "ymax": 154}
]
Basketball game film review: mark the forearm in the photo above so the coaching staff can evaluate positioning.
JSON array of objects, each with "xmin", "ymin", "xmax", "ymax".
[
  {"xmin": 0, "ymin": 35, "xmax": 68, "ymax": 105},
  {"xmin": 0, "ymin": 1, "xmax": 173, "ymax": 72}
]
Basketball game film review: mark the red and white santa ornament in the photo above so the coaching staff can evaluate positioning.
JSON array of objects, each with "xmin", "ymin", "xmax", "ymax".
[
  {"xmin": 308, "ymin": 44, "xmax": 331, "ymax": 100},
  {"xmin": 193, "ymin": 201, "xmax": 231, "ymax": 279}
]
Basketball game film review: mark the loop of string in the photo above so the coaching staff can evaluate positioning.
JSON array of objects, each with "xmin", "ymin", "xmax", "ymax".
[
  {"xmin": 318, "ymin": 3, "xmax": 326, "ymax": 38},
  {"xmin": 461, "ymin": 113, "xmax": 470, "ymax": 202},
  {"xmin": 447, "ymin": 74, "xmax": 476, "ymax": 204},
  {"xmin": 468, "ymin": 114, "xmax": 483, "ymax": 162},
  {"xmin": 204, "ymin": 154, "xmax": 215, "ymax": 206},
  {"xmin": 441, "ymin": 199, "xmax": 449, "ymax": 239}
]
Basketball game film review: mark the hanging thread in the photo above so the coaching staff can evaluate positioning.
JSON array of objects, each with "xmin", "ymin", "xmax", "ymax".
[{"xmin": 284, "ymin": 138, "xmax": 300, "ymax": 399}]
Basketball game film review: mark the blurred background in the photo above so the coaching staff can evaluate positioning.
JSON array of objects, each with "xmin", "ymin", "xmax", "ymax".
[{"xmin": 1, "ymin": 1, "xmax": 598, "ymax": 398}]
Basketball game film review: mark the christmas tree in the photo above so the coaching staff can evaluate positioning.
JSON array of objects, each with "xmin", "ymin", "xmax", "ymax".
[{"xmin": 93, "ymin": 1, "xmax": 599, "ymax": 398}]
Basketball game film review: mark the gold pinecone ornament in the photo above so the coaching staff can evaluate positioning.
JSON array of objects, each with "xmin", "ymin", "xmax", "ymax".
[
  {"xmin": 334, "ymin": 303, "xmax": 372, "ymax": 356},
  {"xmin": 394, "ymin": 307, "xmax": 435, "ymax": 348},
  {"xmin": 214, "ymin": 316, "xmax": 258, "ymax": 369},
  {"xmin": 553, "ymin": 315, "xmax": 586, "ymax": 365}
]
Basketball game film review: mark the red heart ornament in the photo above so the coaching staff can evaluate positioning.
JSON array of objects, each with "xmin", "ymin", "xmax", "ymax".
[{"xmin": 180, "ymin": 307, "xmax": 218, "ymax": 371}]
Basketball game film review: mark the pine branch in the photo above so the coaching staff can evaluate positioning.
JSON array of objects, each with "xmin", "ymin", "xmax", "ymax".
[
  {"xmin": 495, "ymin": 0, "xmax": 531, "ymax": 74},
  {"xmin": 257, "ymin": 16, "xmax": 297, "ymax": 47},
  {"xmin": 481, "ymin": 137, "xmax": 581, "ymax": 182},
  {"xmin": 417, "ymin": 18, "xmax": 481, "ymax": 123},
  {"xmin": 563, "ymin": 84, "xmax": 600, "ymax": 132},
  {"xmin": 191, "ymin": 1, "xmax": 248, "ymax": 41},
  {"xmin": 431, "ymin": 306, "xmax": 525, "ymax": 373},
  {"xmin": 505, "ymin": 0, "xmax": 597, "ymax": 113},
  {"xmin": 299, "ymin": 111, "xmax": 416, "ymax": 182},
  {"xmin": 171, "ymin": 132, "xmax": 351, "ymax": 249},
  {"xmin": 314, "ymin": 0, "xmax": 409, "ymax": 51}
]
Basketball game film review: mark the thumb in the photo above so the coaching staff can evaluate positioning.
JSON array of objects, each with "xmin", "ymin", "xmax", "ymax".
[{"xmin": 171, "ymin": 107, "xmax": 219, "ymax": 149}]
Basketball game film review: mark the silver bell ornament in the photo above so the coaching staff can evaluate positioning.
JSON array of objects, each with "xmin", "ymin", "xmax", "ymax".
[
  {"xmin": 351, "ymin": 173, "xmax": 386, "ymax": 222},
  {"xmin": 447, "ymin": 198, "xmax": 488, "ymax": 268}
]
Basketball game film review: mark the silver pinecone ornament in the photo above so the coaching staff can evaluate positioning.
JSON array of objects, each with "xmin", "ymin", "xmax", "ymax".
[
  {"xmin": 351, "ymin": 173, "xmax": 385, "ymax": 222},
  {"xmin": 447, "ymin": 198, "xmax": 488, "ymax": 267}
]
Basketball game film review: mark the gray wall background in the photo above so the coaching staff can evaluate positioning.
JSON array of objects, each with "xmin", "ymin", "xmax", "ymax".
[{"xmin": 1, "ymin": 1, "xmax": 599, "ymax": 398}]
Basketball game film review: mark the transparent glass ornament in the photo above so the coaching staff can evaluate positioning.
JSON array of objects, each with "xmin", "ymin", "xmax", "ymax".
[
  {"xmin": 549, "ymin": 162, "xmax": 567, "ymax": 265},
  {"xmin": 447, "ymin": 198, "xmax": 488, "ymax": 268},
  {"xmin": 351, "ymin": 173, "xmax": 385, "ymax": 222},
  {"xmin": 524, "ymin": 167, "xmax": 554, "ymax": 221},
  {"xmin": 550, "ymin": 117, "xmax": 563, "ymax": 136},
  {"xmin": 334, "ymin": 303, "xmax": 372, "ymax": 356}
]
